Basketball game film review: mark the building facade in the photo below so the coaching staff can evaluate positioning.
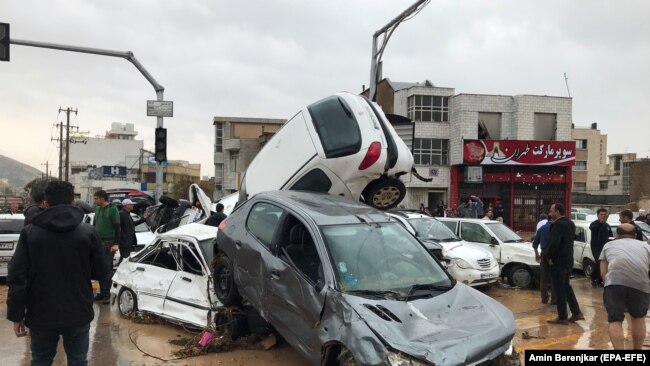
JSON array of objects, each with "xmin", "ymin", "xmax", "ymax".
[
  {"xmin": 212, "ymin": 117, "xmax": 285, "ymax": 200},
  {"xmin": 374, "ymin": 79, "xmax": 574, "ymax": 231},
  {"xmin": 571, "ymin": 123, "xmax": 607, "ymax": 194},
  {"xmin": 140, "ymin": 160, "xmax": 201, "ymax": 195}
]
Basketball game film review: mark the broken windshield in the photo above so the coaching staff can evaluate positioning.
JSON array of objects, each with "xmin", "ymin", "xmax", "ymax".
[
  {"xmin": 321, "ymin": 222, "xmax": 451, "ymax": 296},
  {"xmin": 407, "ymin": 217, "xmax": 459, "ymax": 241}
]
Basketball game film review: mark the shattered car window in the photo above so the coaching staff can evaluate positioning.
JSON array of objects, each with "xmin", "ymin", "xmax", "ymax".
[
  {"xmin": 138, "ymin": 241, "xmax": 180, "ymax": 270},
  {"xmin": 407, "ymin": 218, "xmax": 459, "ymax": 241},
  {"xmin": 321, "ymin": 223, "xmax": 450, "ymax": 293},
  {"xmin": 485, "ymin": 222, "xmax": 525, "ymax": 243},
  {"xmin": 176, "ymin": 243, "xmax": 205, "ymax": 275}
]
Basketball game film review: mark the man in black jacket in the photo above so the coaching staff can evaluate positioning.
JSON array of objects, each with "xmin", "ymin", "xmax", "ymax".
[
  {"xmin": 205, "ymin": 203, "xmax": 227, "ymax": 227},
  {"xmin": 619, "ymin": 209, "xmax": 645, "ymax": 241},
  {"xmin": 545, "ymin": 203, "xmax": 584, "ymax": 324},
  {"xmin": 590, "ymin": 208, "xmax": 613, "ymax": 287},
  {"xmin": 6, "ymin": 181, "xmax": 108, "ymax": 365}
]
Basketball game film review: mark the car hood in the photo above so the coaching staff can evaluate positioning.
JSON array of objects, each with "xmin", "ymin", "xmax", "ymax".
[
  {"xmin": 444, "ymin": 243, "xmax": 492, "ymax": 263},
  {"xmin": 342, "ymin": 284, "xmax": 514, "ymax": 365}
]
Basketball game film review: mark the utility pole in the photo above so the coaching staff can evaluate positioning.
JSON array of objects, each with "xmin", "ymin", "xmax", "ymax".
[
  {"xmin": 59, "ymin": 107, "xmax": 78, "ymax": 182},
  {"xmin": 369, "ymin": 0, "xmax": 429, "ymax": 101},
  {"xmin": 52, "ymin": 122, "xmax": 64, "ymax": 180},
  {"xmin": 41, "ymin": 161, "xmax": 49, "ymax": 180}
]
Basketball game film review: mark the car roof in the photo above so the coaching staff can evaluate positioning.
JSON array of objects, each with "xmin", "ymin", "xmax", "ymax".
[
  {"xmin": 157, "ymin": 223, "xmax": 217, "ymax": 241},
  {"xmin": 254, "ymin": 191, "xmax": 391, "ymax": 226},
  {"xmin": 437, "ymin": 217, "xmax": 499, "ymax": 224},
  {"xmin": 0, "ymin": 214, "xmax": 25, "ymax": 220},
  {"xmin": 386, "ymin": 210, "xmax": 432, "ymax": 219}
]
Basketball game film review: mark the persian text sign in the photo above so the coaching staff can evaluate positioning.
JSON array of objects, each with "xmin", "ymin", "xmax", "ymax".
[{"xmin": 463, "ymin": 140, "xmax": 575, "ymax": 166}]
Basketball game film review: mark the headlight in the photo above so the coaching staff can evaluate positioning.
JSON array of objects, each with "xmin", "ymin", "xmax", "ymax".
[
  {"xmin": 453, "ymin": 258, "xmax": 472, "ymax": 269},
  {"xmin": 388, "ymin": 352, "xmax": 430, "ymax": 366}
]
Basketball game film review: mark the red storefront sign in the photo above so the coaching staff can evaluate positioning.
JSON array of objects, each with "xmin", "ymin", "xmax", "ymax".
[{"xmin": 463, "ymin": 140, "xmax": 576, "ymax": 166}]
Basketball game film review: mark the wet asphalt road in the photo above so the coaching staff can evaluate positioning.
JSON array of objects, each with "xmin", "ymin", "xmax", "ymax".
[{"xmin": 1, "ymin": 275, "xmax": 648, "ymax": 365}]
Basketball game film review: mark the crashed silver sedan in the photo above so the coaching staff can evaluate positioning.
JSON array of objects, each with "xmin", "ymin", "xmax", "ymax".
[
  {"xmin": 111, "ymin": 223, "xmax": 220, "ymax": 328},
  {"xmin": 214, "ymin": 191, "xmax": 515, "ymax": 365}
]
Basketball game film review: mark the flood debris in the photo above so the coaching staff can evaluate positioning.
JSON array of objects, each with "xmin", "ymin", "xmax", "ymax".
[
  {"xmin": 491, "ymin": 347, "xmax": 521, "ymax": 366},
  {"xmin": 521, "ymin": 330, "xmax": 545, "ymax": 340}
]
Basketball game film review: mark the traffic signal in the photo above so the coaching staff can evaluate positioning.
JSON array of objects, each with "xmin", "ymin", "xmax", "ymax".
[
  {"xmin": 154, "ymin": 127, "xmax": 167, "ymax": 162},
  {"xmin": 0, "ymin": 23, "xmax": 9, "ymax": 62}
]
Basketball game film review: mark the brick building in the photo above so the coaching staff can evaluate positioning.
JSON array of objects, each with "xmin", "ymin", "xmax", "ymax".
[{"xmin": 371, "ymin": 79, "xmax": 574, "ymax": 231}]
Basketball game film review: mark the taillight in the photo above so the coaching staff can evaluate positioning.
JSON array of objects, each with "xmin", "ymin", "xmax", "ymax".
[
  {"xmin": 218, "ymin": 218, "xmax": 227, "ymax": 231},
  {"xmin": 358, "ymin": 141, "xmax": 382, "ymax": 170}
]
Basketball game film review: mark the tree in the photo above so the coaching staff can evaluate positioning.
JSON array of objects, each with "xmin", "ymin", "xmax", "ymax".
[{"xmin": 24, "ymin": 177, "xmax": 54, "ymax": 202}]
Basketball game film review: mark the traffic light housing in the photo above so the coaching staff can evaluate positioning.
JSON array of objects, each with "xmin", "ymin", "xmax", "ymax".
[
  {"xmin": 0, "ymin": 23, "xmax": 9, "ymax": 62},
  {"xmin": 154, "ymin": 127, "xmax": 167, "ymax": 162}
]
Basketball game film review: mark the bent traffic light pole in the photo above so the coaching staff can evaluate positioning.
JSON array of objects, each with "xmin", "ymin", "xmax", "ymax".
[{"xmin": 9, "ymin": 38, "xmax": 166, "ymax": 201}]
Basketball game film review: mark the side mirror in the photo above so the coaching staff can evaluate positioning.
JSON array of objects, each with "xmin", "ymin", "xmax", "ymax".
[{"xmin": 490, "ymin": 237, "xmax": 498, "ymax": 246}]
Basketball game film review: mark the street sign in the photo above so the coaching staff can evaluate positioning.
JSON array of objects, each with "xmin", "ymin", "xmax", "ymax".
[
  {"xmin": 147, "ymin": 100, "xmax": 173, "ymax": 117},
  {"xmin": 0, "ymin": 22, "xmax": 9, "ymax": 62}
]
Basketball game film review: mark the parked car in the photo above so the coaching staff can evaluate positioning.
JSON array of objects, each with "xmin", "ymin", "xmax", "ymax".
[
  {"xmin": 0, "ymin": 213, "xmax": 25, "ymax": 278},
  {"xmin": 238, "ymin": 92, "xmax": 420, "ymax": 210},
  {"xmin": 438, "ymin": 217, "xmax": 540, "ymax": 288},
  {"xmin": 386, "ymin": 210, "xmax": 499, "ymax": 287},
  {"xmin": 145, "ymin": 184, "xmax": 212, "ymax": 233},
  {"xmin": 214, "ymin": 191, "xmax": 515, "ymax": 365},
  {"xmin": 572, "ymin": 220, "xmax": 598, "ymax": 276},
  {"xmin": 110, "ymin": 223, "xmax": 220, "ymax": 328},
  {"xmin": 610, "ymin": 222, "xmax": 649, "ymax": 241}
]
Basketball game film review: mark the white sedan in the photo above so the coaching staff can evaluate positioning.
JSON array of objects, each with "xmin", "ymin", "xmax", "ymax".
[
  {"xmin": 0, "ymin": 214, "xmax": 25, "ymax": 278},
  {"xmin": 110, "ymin": 223, "xmax": 221, "ymax": 328}
]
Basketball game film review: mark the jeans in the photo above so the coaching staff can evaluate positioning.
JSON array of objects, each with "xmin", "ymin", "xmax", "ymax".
[
  {"xmin": 550, "ymin": 266, "xmax": 581, "ymax": 319},
  {"xmin": 99, "ymin": 241, "xmax": 114, "ymax": 297},
  {"xmin": 30, "ymin": 323, "xmax": 90, "ymax": 366}
]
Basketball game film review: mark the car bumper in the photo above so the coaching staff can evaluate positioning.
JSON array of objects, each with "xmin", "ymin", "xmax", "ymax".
[{"xmin": 447, "ymin": 266, "xmax": 500, "ymax": 287}]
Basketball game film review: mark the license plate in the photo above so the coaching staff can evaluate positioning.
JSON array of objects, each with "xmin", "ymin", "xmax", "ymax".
[
  {"xmin": 0, "ymin": 242, "xmax": 14, "ymax": 250},
  {"xmin": 481, "ymin": 273, "xmax": 496, "ymax": 279}
]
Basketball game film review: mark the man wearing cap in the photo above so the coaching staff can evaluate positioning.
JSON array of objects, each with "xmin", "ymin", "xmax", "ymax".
[{"xmin": 118, "ymin": 199, "xmax": 148, "ymax": 264}]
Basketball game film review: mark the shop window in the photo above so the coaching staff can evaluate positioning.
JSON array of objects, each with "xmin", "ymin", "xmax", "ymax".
[
  {"xmin": 407, "ymin": 95, "xmax": 449, "ymax": 122},
  {"xmin": 533, "ymin": 113, "xmax": 557, "ymax": 140},
  {"xmin": 478, "ymin": 112, "xmax": 501, "ymax": 140}
]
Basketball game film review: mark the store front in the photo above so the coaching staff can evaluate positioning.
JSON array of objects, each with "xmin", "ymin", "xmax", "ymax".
[{"xmin": 450, "ymin": 139, "xmax": 575, "ymax": 231}]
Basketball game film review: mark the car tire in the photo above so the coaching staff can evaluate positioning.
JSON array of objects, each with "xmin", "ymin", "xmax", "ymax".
[
  {"xmin": 213, "ymin": 256, "xmax": 242, "ymax": 306},
  {"xmin": 362, "ymin": 177, "xmax": 406, "ymax": 210},
  {"xmin": 582, "ymin": 258, "xmax": 595, "ymax": 278},
  {"xmin": 507, "ymin": 265, "xmax": 533, "ymax": 288},
  {"xmin": 117, "ymin": 287, "xmax": 138, "ymax": 317}
]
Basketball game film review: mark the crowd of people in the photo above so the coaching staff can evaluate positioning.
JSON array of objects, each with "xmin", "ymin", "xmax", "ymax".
[
  {"xmin": 532, "ymin": 205, "xmax": 650, "ymax": 350},
  {"xmin": 416, "ymin": 195, "xmax": 506, "ymax": 222}
]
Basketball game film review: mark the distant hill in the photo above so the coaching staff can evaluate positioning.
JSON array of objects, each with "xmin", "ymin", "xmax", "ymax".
[{"xmin": 0, "ymin": 155, "xmax": 42, "ymax": 189}]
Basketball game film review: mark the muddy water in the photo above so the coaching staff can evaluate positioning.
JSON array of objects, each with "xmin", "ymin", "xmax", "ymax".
[{"xmin": 1, "ymin": 275, "xmax": 648, "ymax": 365}]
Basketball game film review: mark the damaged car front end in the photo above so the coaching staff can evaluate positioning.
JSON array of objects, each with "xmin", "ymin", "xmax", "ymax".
[{"xmin": 215, "ymin": 191, "xmax": 515, "ymax": 365}]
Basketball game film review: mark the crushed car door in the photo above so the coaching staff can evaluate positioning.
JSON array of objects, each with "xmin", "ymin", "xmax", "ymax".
[
  {"xmin": 163, "ymin": 240, "xmax": 213, "ymax": 328},
  {"xmin": 264, "ymin": 215, "xmax": 327, "ymax": 361},
  {"xmin": 129, "ymin": 241, "xmax": 179, "ymax": 315}
]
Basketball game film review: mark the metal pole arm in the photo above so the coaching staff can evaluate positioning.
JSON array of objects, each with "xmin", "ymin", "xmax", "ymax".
[{"xmin": 10, "ymin": 38, "xmax": 164, "ymax": 92}]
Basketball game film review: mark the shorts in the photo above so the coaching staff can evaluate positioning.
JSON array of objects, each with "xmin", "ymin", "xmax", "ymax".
[{"xmin": 603, "ymin": 285, "xmax": 650, "ymax": 322}]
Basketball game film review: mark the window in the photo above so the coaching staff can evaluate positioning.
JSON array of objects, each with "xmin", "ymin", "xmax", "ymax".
[
  {"xmin": 138, "ymin": 242, "xmax": 179, "ymax": 270},
  {"xmin": 574, "ymin": 227, "xmax": 586, "ymax": 242},
  {"xmin": 215, "ymin": 122, "xmax": 224, "ymax": 153},
  {"xmin": 178, "ymin": 244, "xmax": 204, "ymax": 275},
  {"xmin": 478, "ymin": 112, "xmax": 501, "ymax": 139},
  {"xmin": 600, "ymin": 181, "xmax": 608, "ymax": 190},
  {"xmin": 464, "ymin": 166, "xmax": 483, "ymax": 183},
  {"xmin": 277, "ymin": 217, "xmax": 323, "ymax": 284},
  {"xmin": 407, "ymin": 95, "xmax": 449, "ymax": 122},
  {"xmin": 413, "ymin": 138, "xmax": 449, "ymax": 165},
  {"xmin": 230, "ymin": 152, "xmax": 239, "ymax": 172},
  {"xmin": 246, "ymin": 203, "xmax": 283, "ymax": 249},
  {"xmin": 290, "ymin": 169, "xmax": 332, "ymax": 192},
  {"xmin": 460, "ymin": 222, "xmax": 493, "ymax": 244},
  {"xmin": 574, "ymin": 182, "xmax": 587, "ymax": 192},
  {"xmin": 623, "ymin": 161, "xmax": 631, "ymax": 194},
  {"xmin": 575, "ymin": 139, "xmax": 587, "ymax": 149},
  {"xmin": 215, "ymin": 163, "xmax": 224, "ymax": 192},
  {"xmin": 307, "ymin": 97, "xmax": 362, "ymax": 158},
  {"xmin": 574, "ymin": 161, "xmax": 587, "ymax": 171},
  {"xmin": 533, "ymin": 113, "xmax": 557, "ymax": 140}
]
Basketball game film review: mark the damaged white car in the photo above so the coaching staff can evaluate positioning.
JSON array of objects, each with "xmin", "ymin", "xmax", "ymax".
[
  {"xmin": 214, "ymin": 191, "xmax": 515, "ymax": 365},
  {"xmin": 110, "ymin": 223, "xmax": 220, "ymax": 328},
  {"xmin": 238, "ymin": 92, "xmax": 425, "ymax": 210}
]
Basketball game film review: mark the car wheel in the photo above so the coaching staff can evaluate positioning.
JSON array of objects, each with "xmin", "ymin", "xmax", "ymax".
[
  {"xmin": 118, "ymin": 287, "xmax": 138, "ymax": 317},
  {"xmin": 582, "ymin": 258, "xmax": 595, "ymax": 278},
  {"xmin": 213, "ymin": 256, "xmax": 242, "ymax": 306},
  {"xmin": 507, "ymin": 265, "xmax": 532, "ymax": 288},
  {"xmin": 362, "ymin": 177, "xmax": 406, "ymax": 210}
]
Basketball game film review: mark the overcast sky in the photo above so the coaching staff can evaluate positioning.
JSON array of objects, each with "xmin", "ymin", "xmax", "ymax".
[{"xmin": 2, "ymin": 0, "xmax": 649, "ymax": 178}]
